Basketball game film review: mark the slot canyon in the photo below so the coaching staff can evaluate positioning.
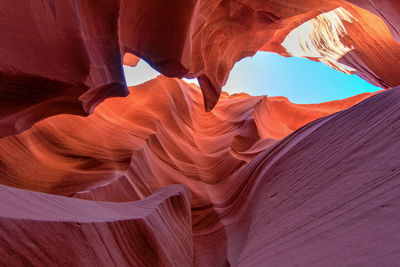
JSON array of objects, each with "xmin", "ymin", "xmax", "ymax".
[{"xmin": 1, "ymin": 0, "xmax": 400, "ymax": 266}]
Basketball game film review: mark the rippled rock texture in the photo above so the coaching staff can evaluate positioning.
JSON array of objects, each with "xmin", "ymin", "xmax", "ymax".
[
  {"xmin": 1, "ymin": 0, "xmax": 400, "ymax": 266},
  {"xmin": 0, "ymin": 76, "xmax": 392, "ymax": 266},
  {"xmin": 0, "ymin": 184, "xmax": 192, "ymax": 266}
]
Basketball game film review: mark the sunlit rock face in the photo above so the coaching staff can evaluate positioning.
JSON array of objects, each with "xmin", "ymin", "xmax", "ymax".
[
  {"xmin": 278, "ymin": 4, "xmax": 400, "ymax": 89},
  {"xmin": 0, "ymin": 76, "xmax": 374, "ymax": 195},
  {"xmin": 1, "ymin": 0, "xmax": 400, "ymax": 136},
  {"xmin": 2, "ymin": 0, "xmax": 400, "ymax": 266},
  {"xmin": 0, "ymin": 76, "xmax": 379, "ymax": 265},
  {"xmin": 346, "ymin": 0, "xmax": 400, "ymax": 42},
  {"xmin": 120, "ymin": 0, "xmax": 400, "ymax": 110}
]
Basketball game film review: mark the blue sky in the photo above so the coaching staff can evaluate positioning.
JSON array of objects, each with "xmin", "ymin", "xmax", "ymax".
[{"xmin": 123, "ymin": 52, "xmax": 380, "ymax": 104}]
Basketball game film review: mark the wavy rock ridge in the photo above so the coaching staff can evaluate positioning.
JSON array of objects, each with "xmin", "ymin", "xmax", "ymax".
[
  {"xmin": 0, "ymin": 76, "xmax": 374, "ymax": 195},
  {"xmin": 0, "ymin": 76, "xmax": 384, "ymax": 266},
  {"xmin": 218, "ymin": 87, "xmax": 400, "ymax": 266}
]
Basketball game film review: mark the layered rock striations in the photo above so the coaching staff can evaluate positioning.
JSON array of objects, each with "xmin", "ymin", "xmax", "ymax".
[
  {"xmin": 277, "ymin": 4, "xmax": 400, "ymax": 88},
  {"xmin": 0, "ymin": 76, "xmax": 381, "ymax": 265},
  {"xmin": 1, "ymin": 0, "xmax": 400, "ymax": 136},
  {"xmin": 1, "ymin": 0, "xmax": 400, "ymax": 266},
  {"xmin": 0, "ymin": 0, "xmax": 128, "ymax": 137},
  {"xmin": 0, "ymin": 76, "xmax": 374, "ymax": 196},
  {"xmin": 217, "ymin": 87, "xmax": 400, "ymax": 266},
  {"xmin": 0, "ymin": 184, "xmax": 193, "ymax": 266}
]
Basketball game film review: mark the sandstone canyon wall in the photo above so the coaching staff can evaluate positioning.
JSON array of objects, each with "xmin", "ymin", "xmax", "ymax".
[
  {"xmin": 0, "ymin": 76, "xmax": 390, "ymax": 266},
  {"xmin": 1, "ymin": 0, "xmax": 400, "ymax": 137},
  {"xmin": 1, "ymin": 0, "xmax": 400, "ymax": 266}
]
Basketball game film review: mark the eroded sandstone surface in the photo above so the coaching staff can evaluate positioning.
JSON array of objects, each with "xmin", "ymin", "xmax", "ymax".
[
  {"xmin": 1, "ymin": 0, "xmax": 400, "ymax": 266},
  {"xmin": 1, "ymin": 0, "xmax": 400, "ymax": 136}
]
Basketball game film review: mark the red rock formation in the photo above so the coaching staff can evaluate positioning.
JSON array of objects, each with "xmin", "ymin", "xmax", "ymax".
[
  {"xmin": 0, "ymin": 0, "xmax": 128, "ymax": 137},
  {"xmin": 1, "ymin": 0, "xmax": 400, "ymax": 137},
  {"xmin": 0, "ymin": 184, "xmax": 193, "ymax": 266},
  {"xmin": 123, "ymin": 53, "xmax": 141, "ymax": 67},
  {"xmin": 1, "ymin": 0, "xmax": 400, "ymax": 265},
  {"xmin": 116, "ymin": 0, "xmax": 400, "ymax": 110},
  {"xmin": 0, "ymin": 76, "xmax": 374, "ymax": 195},
  {"xmin": 216, "ymin": 87, "xmax": 400, "ymax": 266},
  {"xmin": 273, "ymin": 4, "xmax": 400, "ymax": 89},
  {"xmin": 0, "ymin": 76, "xmax": 378, "ymax": 265},
  {"xmin": 346, "ymin": 0, "xmax": 400, "ymax": 42}
]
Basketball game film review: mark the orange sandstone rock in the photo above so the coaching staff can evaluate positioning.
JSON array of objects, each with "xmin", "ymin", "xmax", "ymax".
[
  {"xmin": 0, "ymin": 76, "xmax": 377, "ymax": 266},
  {"xmin": 1, "ymin": 0, "xmax": 400, "ymax": 137}
]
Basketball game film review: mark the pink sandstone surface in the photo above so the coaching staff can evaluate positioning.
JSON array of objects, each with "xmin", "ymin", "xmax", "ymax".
[{"xmin": 1, "ymin": 0, "xmax": 400, "ymax": 266}]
